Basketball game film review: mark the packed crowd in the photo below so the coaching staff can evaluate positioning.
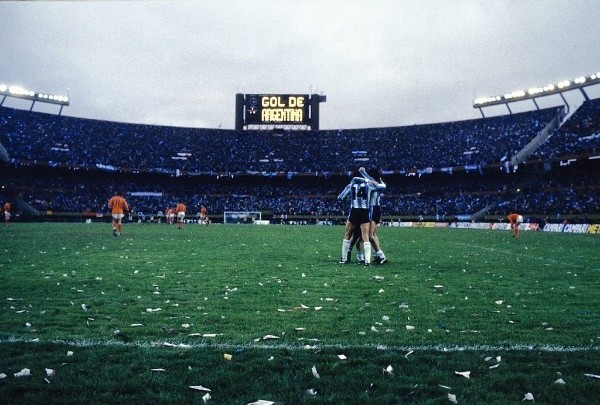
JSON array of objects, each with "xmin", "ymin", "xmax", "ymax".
[
  {"xmin": 3, "ymin": 163, "xmax": 598, "ymax": 220},
  {"xmin": 532, "ymin": 98, "xmax": 600, "ymax": 161},
  {"xmin": 1, "ymin": 99, "xmax": 599, "ymax": 220},
  {"xmin": 0, "ymin": 105, "xmax": 563, "ymax": 175}
]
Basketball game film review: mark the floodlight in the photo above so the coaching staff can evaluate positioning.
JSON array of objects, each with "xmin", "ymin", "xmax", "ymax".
[
  {"xmin": 473, "ymin": 71, "xmax": 600, "ymax": 109},
  {"xmin": 0, "ymin": 83, "xmax": 69, "ymax": 106}
]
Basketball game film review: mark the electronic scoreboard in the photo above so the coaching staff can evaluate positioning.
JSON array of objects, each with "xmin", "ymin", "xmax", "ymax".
[{"xmin": 235, "ymin": 93, "xmax": 326, "ymax": 130}]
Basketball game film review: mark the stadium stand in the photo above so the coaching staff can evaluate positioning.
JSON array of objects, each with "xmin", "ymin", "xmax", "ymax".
[{"xmin": 1, "ymin": 100, "xmax": 599, "ymax": 223}]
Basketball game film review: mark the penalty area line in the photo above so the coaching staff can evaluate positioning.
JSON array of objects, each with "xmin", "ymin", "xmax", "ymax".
[{"xmin": 1, "ymin": 337, "xmax": 599, "ymax": 353}]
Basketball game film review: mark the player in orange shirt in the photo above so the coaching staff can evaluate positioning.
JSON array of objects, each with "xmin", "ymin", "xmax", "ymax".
[
  {"xmin": 108, "ymin": 192, "xmax": 129, "ymax": 236},
  {"xmin": 507, "ymin": 213, "xmax": 523, "ymax": 238},
  {"xmin": 176, "ymin": 200, "xmax": 186, "ymax": 229},
  {"xmin": 3, "ymin": 201, "xmax": 11, "ymax": 226}
]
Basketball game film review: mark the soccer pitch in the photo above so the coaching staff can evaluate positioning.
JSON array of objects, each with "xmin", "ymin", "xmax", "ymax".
[{"xmin": 1, "ymin": 223, "xmax": 599, "ymax": 403}]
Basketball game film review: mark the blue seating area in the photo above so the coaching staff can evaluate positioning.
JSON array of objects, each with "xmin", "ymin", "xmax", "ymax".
[
  {"xmin": 0, "ymin": 105, "xmax": 561, "ymax": 175},
  {"xmin": 1, "ymin": 101, "xmax": 599, "ymax": 220}
]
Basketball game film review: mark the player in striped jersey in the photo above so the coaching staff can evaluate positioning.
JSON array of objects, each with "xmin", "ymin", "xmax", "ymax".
[
  {"xmin": 359, "ymin": 167, "xmax": 387, "ymax": 264},
  {"xmin": 337, "ymin": 171, "xmax": 386, "ymax": 266}
]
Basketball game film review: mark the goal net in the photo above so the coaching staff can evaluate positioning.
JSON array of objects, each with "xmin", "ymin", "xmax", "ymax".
[{"xmin": 223, "ymin": 211, "xmax": 263, "ymax": 224}]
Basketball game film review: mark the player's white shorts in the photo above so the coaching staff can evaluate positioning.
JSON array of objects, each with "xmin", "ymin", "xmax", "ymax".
[
  {"xmin": 4, "ymin": 211, "xmax": 10, "ymax": 221},
  {"xmin": 112, "ymin": 213, "xmax": 124, "ymax": 220},
  {"xmin": 177, "ymin": 212, "xmax": 185, "ymax": 220}
]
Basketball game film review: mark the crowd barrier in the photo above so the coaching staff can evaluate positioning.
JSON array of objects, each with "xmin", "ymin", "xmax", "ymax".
[{"xmin": 391, "ymin": 221, "xmax": 598, "ymax": 234}]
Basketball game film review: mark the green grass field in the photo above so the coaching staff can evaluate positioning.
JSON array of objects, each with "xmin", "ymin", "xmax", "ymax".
[{"xmin": 1, "ymin": 223, "xmax": 599, "ymax": 404}]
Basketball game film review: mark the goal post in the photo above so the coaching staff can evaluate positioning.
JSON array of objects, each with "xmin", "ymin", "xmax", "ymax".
[{"xmin": 223, "ymin": 211, "xmax": 263, "ymax": 224}]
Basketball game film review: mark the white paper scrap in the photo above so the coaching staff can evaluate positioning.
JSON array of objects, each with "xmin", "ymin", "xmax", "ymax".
[
  {"xmin": 0, "ymin": 373, "xmax": 6, "ymax": 379},
  {"xmin": 189, "ymin": 385, "xmax": 212, "ymax": 392},
  {"xmin": 448, "ymin": 393, "xmax": 458, "ymax": 404},
  {"xmin": 454, "ymin": 371, "xmax": 471, "ymax": 378},
  {"xmin": 67, "ymin": 351, "xmax": 74, "ymax": 356},
  {"xmin": 263, "ymin": 335, "xmax": 280, "ymax": 340},
  {"xmin": 495, "ymin": 300, "xmax": 504, "ymax": 305},
  {"xmin": 554, "ymin": 378, "xmax": 565, "ymax": 384},
  {"xmin": 247, "ymin": 401, "xmax": 275, "ymax": 405},
  {"xmin": 338, "ymin": 354, "xmax": 347, "ymax": 360},
  {"xmin": 131, "ymin": 323, "xmax": 143, "ymax": 327},
  {"xmin": 584, "ymin": 373, "xmax": 600, "ymax": 379},
  {"xmin": 307, "ymin": 388, "xmax": 317, "ymax": 396},
  {"xmin": 489, "ymin": 364, "xmax": 499, "ymax": 369},
  {"xmin": 14, "ymin": 368, "xmax": 31, "ymax": 378},
  {"xmin": 438, "ymin": 385, "xmax": 451, "ymax": 390},
  {"xmin": 45, "ymin": 368, "xmax": 55, "ymax": 376},
  {"xmin": 311, "ymin": 365, "xmax": 320, "ymax": 379},
  {"xmin": 202, "ymin": 393, "xmax": 211, "ymax": 403},
  {"xmin": 406, "ymin": 325, "xmax": 415, "ymax": 330},
  {"xmin": 151, "ymin": 368, "xmax": 166, "ymax": 372},
  {"xmin": 383, "ymin": 365, "xmax": 394, "ymax": 375},
  {"xmin": 405, "ymin": 350, "xmax": 414, "ymax": 358},
  {"xmin": 523, "ymin": 392, "xmax": 534, "ymax": 401}
]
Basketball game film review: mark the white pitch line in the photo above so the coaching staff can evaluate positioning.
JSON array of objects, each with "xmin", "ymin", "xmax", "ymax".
[{"xmin": 1, "ymin": 337, "xmax": 598, "ymax": 353}]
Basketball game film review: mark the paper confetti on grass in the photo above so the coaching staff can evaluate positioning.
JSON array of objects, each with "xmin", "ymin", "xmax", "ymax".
[
  {"xmin": 224, "ymin": 354, "xmax": 232, "ymax": 360},
  {"xmin": 311, "ymin": 365, "xmax": 320, "ymax": 379},
  {"xmin": 45, "ymin": 368, "xmax": 55, "ymax": 376},
  {"xmin": 448, "ymin": 393, "xmax": 458, "ymax": 403},
  {"xmin": 151, "ymin": 368, "xmax": 166, "ymax": 372},
  {"xmin": 554, "ymin": 378, "xmax": 565, "ymax": 384},
  {"xmin": 263, "ymin": 335, "xmax": 280, "ymax": 340},
  {"xmin": 14, "ymin": 368, "xmax": 31, "ymax": 378},
  {"xmin": 454, "ymin": 371, "xmax": 471, "ymax": 378},
  {"xmin": 202, "ymin": 393, "xmax": 211, "ymax": 403},
  {"xmin": 338, "ymin": 354, "xmax": 347, "ymax": 360},
  {"xmin": 189, "ymin": 385, "xmax": 211, "ymax": 392},
  {"xmin": 584, "ymin": 373, "xmax": 600, "ymax": 379},
  {"xmin": 247, "ymin": 401, "xmax": 275, "ymax": 405},
  {"xmin": 0, "ymin": 373, "xmax": 6, "ymax": 379},
  {"xmin": 307, "ymin": 388, "xmax": 317, "ymax": 396},
  {"xmin": 383, "ymin": 365, "xmax": 394, "ymax": 375},
  {"xmin": 523, "ymin": 392, "xmax": 534, "ymax": 401}
]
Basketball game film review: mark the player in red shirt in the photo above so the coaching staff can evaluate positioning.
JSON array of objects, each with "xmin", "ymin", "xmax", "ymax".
[
  {"xmin": 507, "ymin": 213, "xmax": 523, "ymax": 238},
  {"xmin": 199, "ymin": 205, "xmax": 209, "ymax": 225},
  {"xmin": 166, "ymin": 207, "xmax": 175, "ymax": 225},
  {"xmin": 108, "ymin": 192, "xmax": 129, "ymax": 236},
  {"xmin": 3, "ymin": 201, "xmax": 11, "ymax": 226},
  {"xmin": 176, "ymin": 201, "xmax": 186, "ymax": 229}
]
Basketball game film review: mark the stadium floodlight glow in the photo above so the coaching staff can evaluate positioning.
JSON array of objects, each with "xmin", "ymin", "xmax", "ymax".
[
  {"xmin": 0, "ymin": 82, "xmax": 70, "ymax": 106},
  {"xmin": 473, "ymin": 71, "xmax": 600, "ymax": 108}
]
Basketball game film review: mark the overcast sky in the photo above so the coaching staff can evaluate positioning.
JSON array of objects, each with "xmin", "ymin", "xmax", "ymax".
[{"xmin": 0, "ymin": 0, "xmax": 599, "ymax": 130}]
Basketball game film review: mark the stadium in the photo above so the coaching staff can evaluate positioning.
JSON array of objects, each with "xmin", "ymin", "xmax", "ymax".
[{"xmin": 1, "ymin": 2, "xmax": 600, "ymax": 404}]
